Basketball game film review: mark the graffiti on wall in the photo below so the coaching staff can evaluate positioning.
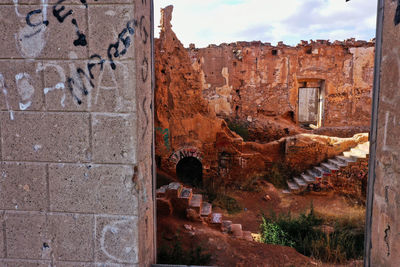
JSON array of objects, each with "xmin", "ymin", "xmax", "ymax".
[
  {"xmin": 169, "ymin": 147, "xmax": 202, "ymax": 165},
  {"xmin": 1, "ymin": 0, "xmax": 143, "ymax": 120},
  {"xmin": 155, "ymin": 127, "xmax": 170, "ymax": 151}
]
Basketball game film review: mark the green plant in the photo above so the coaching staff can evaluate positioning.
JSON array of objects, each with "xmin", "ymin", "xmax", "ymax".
[
  {"xmin": 157, "ymin": 236, "xmax": 211, "ymax": 265},
  {"xmin": 212, "ymin": 194, "xmax": 242, "ymax": 214},
  {"xmin": 227, "ymin": 120, "xmax": 249, "ymax": 141},
  {"xmin": 260, "ymin": 217, "xmax": 294, "ymax": 247},
  {"xmin": 259, "ymin": 204, "xmax": 365, "ymax": 263}
]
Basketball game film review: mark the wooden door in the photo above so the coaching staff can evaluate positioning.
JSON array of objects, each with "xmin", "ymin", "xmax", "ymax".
[{"xmin": 298, "ymin": 87, "xmax": 319, "ymax": 125}]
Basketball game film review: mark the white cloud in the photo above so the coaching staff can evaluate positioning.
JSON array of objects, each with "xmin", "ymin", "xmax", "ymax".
[{"xmin": 154, "ymin": 0, "xmax": 377, "ymax": 48}]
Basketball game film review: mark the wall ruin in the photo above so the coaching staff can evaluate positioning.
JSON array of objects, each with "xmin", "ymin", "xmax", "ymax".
[
  {"xmin": 189, "ymin": 39, "xmax": 374, "ymax": 129},
  {"xmin": 0, "ymin": 0, "xmax": 155, "ymax": 266}
]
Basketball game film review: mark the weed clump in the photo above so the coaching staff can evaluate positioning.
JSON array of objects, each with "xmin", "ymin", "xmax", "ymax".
[
  {"xmin": 264, "ymin": 162, "xmax": 301, "ymax": 189},
  {"xmin": 227, "ymin": 120, "xmax": 249, "ymax": 141},
  {"xmin": 259, "ymin": 204, "xmax": 364, "ymax": 263}
]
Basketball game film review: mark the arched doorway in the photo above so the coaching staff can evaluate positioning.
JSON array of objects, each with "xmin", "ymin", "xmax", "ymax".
[{"xmin": 176, "ymin": 156, "xmax": 203, "ymax": 186}]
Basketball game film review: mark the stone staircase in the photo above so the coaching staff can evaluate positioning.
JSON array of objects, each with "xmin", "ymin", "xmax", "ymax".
[
  {"xmin": 284, "ymin": 141, "xmax": 370, "ymax": 194},
  {"xmin": 156, "ymin": 182, "xmax": 253, "ymax": 242}
]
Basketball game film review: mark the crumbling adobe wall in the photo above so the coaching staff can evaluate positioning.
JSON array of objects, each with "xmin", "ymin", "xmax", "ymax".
[
  {"xmin": 0, "ymin": 0, "xmax": 154, "ymax": 265},
  {"xmin": 189, "ymin": 39, "xmax": 374, "ymax": 128}
]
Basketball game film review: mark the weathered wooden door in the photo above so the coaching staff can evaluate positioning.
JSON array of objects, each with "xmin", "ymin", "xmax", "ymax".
[{"xmin": 298, "ymin": 87, "xmax": 319, "ymax": 125}]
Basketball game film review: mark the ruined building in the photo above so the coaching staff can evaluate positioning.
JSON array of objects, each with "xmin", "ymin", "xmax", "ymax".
[{"xmin": 155, "ymin": 6, "xmax": 372, "ymax": 188}]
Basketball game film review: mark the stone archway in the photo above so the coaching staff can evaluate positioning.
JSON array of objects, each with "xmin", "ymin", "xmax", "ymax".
[{"xmin": 176, "ymin": 156, "xmax": 203, "ymax": 186}]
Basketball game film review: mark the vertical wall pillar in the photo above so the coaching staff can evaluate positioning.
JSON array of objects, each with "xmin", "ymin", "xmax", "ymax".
[
  {"xmin": 367, "ymin": 0, "xmax": 400, "ymax": 266},
  {"xmin": 0, "ymin": 0, "xmax": 154, "ymax": 265}
]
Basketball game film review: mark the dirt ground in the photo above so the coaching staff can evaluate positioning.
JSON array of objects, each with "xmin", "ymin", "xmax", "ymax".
[{"xmin": 157, "ymin": 180, "xmax": 365, "ymax": 267}]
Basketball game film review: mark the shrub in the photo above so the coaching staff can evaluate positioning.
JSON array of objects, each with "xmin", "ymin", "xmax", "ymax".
[
  {"xmin": 202, "ymin": 178, "xmax": 242, "ymax": 214},
  {"xmin": 227, "ymin": 120, "xmax": 249, "ymax": 141},
  {"xmin": 259, "ymin": 204, "xmax": 364, "ymax": 263},
  {"xmin": 264, "ymin": 162, "xmax": 300, "ymax": 189},
  {"xmin": 260, "ymin": 217, "xmax": 294, "ymax": 247}
]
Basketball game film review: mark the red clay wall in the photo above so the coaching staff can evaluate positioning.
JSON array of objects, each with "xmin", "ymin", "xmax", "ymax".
[{"xmin": 189, "ymin": 40, "xmax": 374, "ymax": 128}]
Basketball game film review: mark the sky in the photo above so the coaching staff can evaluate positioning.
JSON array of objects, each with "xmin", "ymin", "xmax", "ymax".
[{"xmin": 153, "ymin": 0, "xmax": 377, "ymax": 48}]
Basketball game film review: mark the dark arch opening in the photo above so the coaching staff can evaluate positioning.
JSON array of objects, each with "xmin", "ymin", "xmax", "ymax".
[{"xmin": 176, "ymin": 157, "xmax": 202, "ymax": 186}]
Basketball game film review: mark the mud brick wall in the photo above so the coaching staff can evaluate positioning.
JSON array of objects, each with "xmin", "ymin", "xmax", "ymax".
[
  {"xmin": 0, "ymin": 0, "xmax": 154, "ymax": 266},
  {"xmin": 189, "ymin": 40, "xmax": 374, "ymax": 128}
]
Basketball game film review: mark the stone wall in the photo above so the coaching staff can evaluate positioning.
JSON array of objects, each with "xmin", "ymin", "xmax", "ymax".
[
  {"xmin": 0, "ymin": 0, "xmax": 154, "ymax": 266},
  {"xmin": 189, "ymin": 39, "xmax": 374, "ymax": 128}
]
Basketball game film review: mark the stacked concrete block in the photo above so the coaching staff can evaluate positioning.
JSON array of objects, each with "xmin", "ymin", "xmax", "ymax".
[{"xmin": 0, "ymin": 0, "xmax": 154, "ymax": 266}]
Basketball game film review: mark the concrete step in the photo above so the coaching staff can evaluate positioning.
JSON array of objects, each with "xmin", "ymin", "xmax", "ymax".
[
  {"xmin": 307, "ymin": 169, "xmax": 322, "ymax": 178},
  {"xmin": 221, "ymin": 220, "xmax": 232, "ymax": 233},
  {"xmin": 282, "ymin": 189, "xmax": 291, "ymax": 194},
  {"xmin": 301, "ymin": 173, "xmax": 315, "ymax": 183},
  {"xmin": 336, "ymin": 155, "xmax": 357, "ymax": 163},
  {"xmin": 314, "ymin": 166, "xmax": 330, "ymax": 177},
  {"xmin": 344, "ymin": 150, "xmax": 366, "ymax": 159},
  {"xmin": 230, "ymin": 224, "xmax": 243, "ymax": 238},
  {"xmin": 242, "ymin": 230, "xmax": 253, "ymax": 241},
  {"xmin": 328, "ymin": 158, "xmax": 347, "ymax": 168},
  {"xmin": 166, "ymin": 182, "xmax": 183, "ymax": 198},
  {"xmin": 210, "ymin": 213, "xmax": 222, "ymax": 224},
  {"xmin": 200, "ymin": 202, "xmax": 212, "ymax": 217},
  {"xmin": 177, "ymin": 187, "xmax": 193, "ymax": 207},
  {"xmin": 189, "ymin": 194, "xmax": 202, "ymax": 213},
  {"xmin": 293, "ymin": 177, "xmax": 307, "ymax": 187},
  {"xmin": 179, "ymin": 187, "xmax": 192, "ymax": 199},
  {"xmin": 156, "ymin": 185, "xmax": 168, "ymax": 198},
  {"xmin": 351, "ymin": 147, "xmax": 368, "ymax": 155},
  {"xmin": 287, "ymin": 180, "xmax": 300, "ymax": 192},
  {"xmin": 321, "ymin": 162, "xmax": 339, "ymax": 173},
  {"xmin": 357, "ymin": 142, "xmax": 370, "ymax": 152}
]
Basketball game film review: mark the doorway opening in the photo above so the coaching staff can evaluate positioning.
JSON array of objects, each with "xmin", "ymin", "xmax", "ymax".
[
  {"xmin": 298, "ymin": 80, "xmax": 324, "ymax": 129},
  {"xmin": 176, "ymin": 156, "xmax": 203, "ymax": 186}
]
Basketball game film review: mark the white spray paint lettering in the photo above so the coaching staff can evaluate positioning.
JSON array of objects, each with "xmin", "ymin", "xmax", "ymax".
[
  {"xmin": 15, "ymin": 73, "xmax": 34, "ymax": 110},
  {"xmin": 37, "ymin": 62, "xmax": 67, "ymax": 107},
  {"xmin": 0, "ymin": 74, "xmax": 14, "ymax": 120}
]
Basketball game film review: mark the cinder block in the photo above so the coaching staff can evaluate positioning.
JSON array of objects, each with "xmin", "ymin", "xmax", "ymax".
[
  {"xmin": 53, "ymin": 262, "xmax": 138, "ymax": 267},
  {"xmin": 0, "ymin": 162, "xmax": 47, "ymax": 211},
  {"xmin": 0, "ymin": 259, "xmax": 51, "ymax": 267},
  {"xmin": 88, "ymin": 60, "xmax": 136, "ymax": 113},
  {"xmin": 41, "ymin": 60, "xmax": 90, "ymax": 112},
  {"xmin": 5, "ymin": 212, "xmax": 50, "ymax": 260},
  {"xmin": 0, "ymin": 6, "xmax": 24, "ymax": 58},
  {"xmin": 40, "ymin": 5, "xmax": 88, "ymax": 59},
  {"xmin": 0, "ymin": 60, "xmax": 44, "ymax": 112},
  {"xmin": 88, "ymin": 5, "xmax": 134, "ymax": 60},
  {"xmin": 92, "ymin": 113, "xmax": 137, "ymax": 164},
  {"xmin": 49, "ymin": 164, "xmax": 138, "ymax": 215},
  {"xmin": 0, "ymin": 112, "xmax": 90, "ymax": 162},
  {"xmin": 48, "ymin": 213, "xmax": 94, "ymax": 261},
  {"xmin": 94, "ymin": 215, "xmax": 138, "ymax": 264},
  {"xmin": 0, "ymin": 212, "xmax": 4, "ymax": 258}
]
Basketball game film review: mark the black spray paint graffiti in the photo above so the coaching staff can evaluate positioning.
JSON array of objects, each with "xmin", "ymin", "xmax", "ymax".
[
  {"xmin": 22, "ymin": 0, "xmax": 146, "ymax": 106},
  {"xmin": 395, "ymin": 0, "xmax": 400, "ymax": 26},
  {"xmin": 66, "ymin": 20, "xmax": 136, "ymax": 105},
  {"xmin": 71, "ymin": 19, "xmax": 87, "ymax": 46}
]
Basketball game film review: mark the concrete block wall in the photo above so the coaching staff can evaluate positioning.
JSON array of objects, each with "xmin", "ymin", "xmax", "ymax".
[
  {"xmin": 0, "ymin": 0, "xmax": 154, "ymax": 266},
  {"xmin": 368, "ymin": 0, "xmax": 400, "ymax": 265}
]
